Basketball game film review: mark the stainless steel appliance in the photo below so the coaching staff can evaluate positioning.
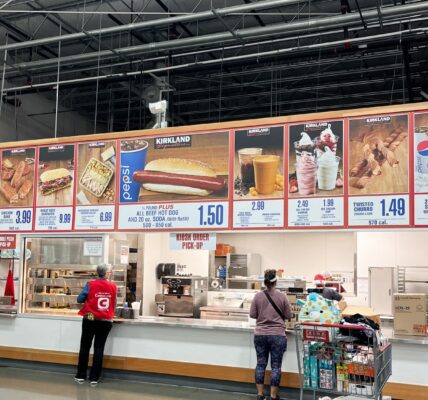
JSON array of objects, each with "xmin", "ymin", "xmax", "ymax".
[
  {"xmin": 156, "ymin": 276, "xmax": 208, "ymax": 318},
  {"xmin": 226, "ymin": 253, "xmax": 261, "ymax": 289}
]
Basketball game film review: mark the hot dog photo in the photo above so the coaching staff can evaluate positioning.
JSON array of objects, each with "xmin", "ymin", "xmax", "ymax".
[
  {"xmin": 119, "ymin": 132, "xmax": 229, "ymax": 203},
  {"xmin": 36, "ymin": 144, "xmax": 75, "ymax": 206},
  {"xmin": 0, "ymin": 148, "xmax": 35, "ymax": 208}
]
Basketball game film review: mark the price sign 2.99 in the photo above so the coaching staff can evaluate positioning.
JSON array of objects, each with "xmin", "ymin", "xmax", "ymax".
[{"xmin": 348, "ymin": 195, "xmax": 409, "ymax": 227}]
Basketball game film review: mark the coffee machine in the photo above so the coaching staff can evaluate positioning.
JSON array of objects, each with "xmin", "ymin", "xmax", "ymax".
[{"xmin": 156, "ymin": 276, "xmax": 208, "ymax": 318}]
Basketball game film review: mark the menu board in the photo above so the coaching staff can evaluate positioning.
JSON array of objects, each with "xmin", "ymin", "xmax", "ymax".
[
  {"xmin": 0, "ymin": 147, "xmax": 35, "ymax": 231},
  {"xmin": 347, "ymin": 114, "xmax": 410, "ymax": 227},
  {"xmin": 118, "ymin": 132, "xmax": 230, "ymax": 230},
  {"xmin": 74, "ymin": 141, "xmax": 116, "ymax": 230},
  {"xmin": 233, "ymin": 126, "xmax": 284, "ymax": 228},
  {"xmin": 35, "ymin": 144, "xmax": 75, "ymax": 231},
  {"xmin": 287, "ymin": 120, "xmax": 344, "ymax": 227},
  {"xmin": 414, "ymin": 112, "xmax": 428, "ymax": 226},
  {"xmin": 2, "ymin": 107, "xmax": 428, "ymax": 233}
]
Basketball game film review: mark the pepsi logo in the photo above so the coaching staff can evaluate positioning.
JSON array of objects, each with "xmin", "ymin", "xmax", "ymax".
[{"xmin": 417, "ymin": 140, "xmax": 428, "ymax": 156}]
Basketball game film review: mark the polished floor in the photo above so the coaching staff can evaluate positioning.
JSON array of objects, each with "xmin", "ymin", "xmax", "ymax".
[{"xmin": 0, "ymin": 367, "xmax": 306, "ymax": 400}]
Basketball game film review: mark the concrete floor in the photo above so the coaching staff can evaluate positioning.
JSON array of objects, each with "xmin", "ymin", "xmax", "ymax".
[{"xmin": 0, "ymin": 367, "xmax": 307, "ymax": 400}]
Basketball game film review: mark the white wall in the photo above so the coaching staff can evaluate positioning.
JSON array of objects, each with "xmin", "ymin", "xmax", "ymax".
[
  {"xmin": 142, "ymin": 233, "xmax": 210, "ymax": 316},
  {"xmin": 0, "ymin": 83, "xmax": 104, "ymax": 142},
  {"xmin": 216, "ymin": 232, "xmax": 355, "ymax": 280}
]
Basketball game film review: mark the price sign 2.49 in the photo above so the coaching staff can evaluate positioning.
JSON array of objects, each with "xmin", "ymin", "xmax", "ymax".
[{"xmin": 348, "ymin": 195, "xmax": 409, "ymax": 226}]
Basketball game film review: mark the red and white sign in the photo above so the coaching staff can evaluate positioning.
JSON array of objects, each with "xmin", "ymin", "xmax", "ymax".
[
  {"xmin": 0, "ymin": 234, "xmax": 16, "ymax": 249},
  {"xmin": 170, "ymin": 233, "xmax": 216, "ymax": 250},
  {"xmin": 302, "ymin": 327, "xmax": 333, "ymax": 342}
]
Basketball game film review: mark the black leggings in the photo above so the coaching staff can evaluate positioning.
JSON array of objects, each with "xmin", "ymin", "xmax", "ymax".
[
  {"xmin": 76, "ymin": 318, "xmax": 112, "ymax": 381},
  {"xmin": 254, "ymin": 335, "xmax": 287, "ymax": 387}
]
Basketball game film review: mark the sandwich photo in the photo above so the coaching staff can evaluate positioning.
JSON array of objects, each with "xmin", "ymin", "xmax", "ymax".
[
  {"xmin": 132, "ymin": 158, "xmax": 226, "ymax": 197},
  {"xmin": 39, "ymin": 168, "xmax": 73, "ymax": 196}
]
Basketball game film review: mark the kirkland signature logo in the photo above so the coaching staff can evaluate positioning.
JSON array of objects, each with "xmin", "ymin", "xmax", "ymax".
[
  {"xmin": 154, "ymin": 135, "xmax": 192, "ymax": 149},
  {"xmin": 365, "ymin": 116, "xmax": 391, "ymax": 124}
]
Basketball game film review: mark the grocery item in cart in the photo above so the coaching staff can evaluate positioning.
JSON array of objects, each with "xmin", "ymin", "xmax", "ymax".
[{"xmin": 298, "ymin": 292, "xmax": 341, "ymax": 324}]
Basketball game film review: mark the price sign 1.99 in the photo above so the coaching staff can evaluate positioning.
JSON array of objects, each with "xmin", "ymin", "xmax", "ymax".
[
  {"xmin": 348, "ymin": 195, "xmax": 409, "ymax": 227},
  {"xmin": 0, "ymin": 208, "xmax": 33, "ymax": 231},
  {"xmin": 35, "ymin": 207, "xmax": 73, "ymax": 231},
  {"xmin": 288, "ymin": 197, "xmax": 344, "ymax": 227},
  {"xmin": 75, "ymin": 206, "xmax": 116, "ymax": 230}
]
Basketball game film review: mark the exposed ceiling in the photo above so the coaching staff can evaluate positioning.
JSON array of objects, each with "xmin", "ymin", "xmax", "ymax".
[{"xmin": 1, "ymin": 0, "xmax": 428, "ymax": 135}]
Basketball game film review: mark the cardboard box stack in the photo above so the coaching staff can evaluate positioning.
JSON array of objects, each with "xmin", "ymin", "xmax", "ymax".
[
  {"xmin": 393, "ymin": 293, "xmax": 427, "ymax": 336},
  {"xmin": 286, "ymin": 293, "xmax": 306, "ymax": 329}
]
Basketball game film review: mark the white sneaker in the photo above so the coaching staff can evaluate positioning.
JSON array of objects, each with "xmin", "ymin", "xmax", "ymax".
[
  {"xmin": 74, "ymin": 378, "xmax": 85, "ymax": 384},
  {"xmin": 90, "ymin": 381, "xmax": 99, "ymax": 387}
]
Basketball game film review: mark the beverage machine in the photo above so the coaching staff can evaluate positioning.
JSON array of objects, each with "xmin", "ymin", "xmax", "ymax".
[{"xmin": 155, "ymin": 275, "xmax": 208, "ymax": 318}]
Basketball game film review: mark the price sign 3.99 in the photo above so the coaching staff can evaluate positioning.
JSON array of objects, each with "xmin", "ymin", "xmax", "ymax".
[
  {"xmin": 348, "ymin": 195, "xmax": 409, "ymax": 226},
  {"xmin": 0, "ymin": 208, "xmax": 33, "ymax": 231}
]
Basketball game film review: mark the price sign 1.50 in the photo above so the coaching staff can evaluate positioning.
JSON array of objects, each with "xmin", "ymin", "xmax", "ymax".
[{"xmin": 198, "ymin": 204, "xmax": 224, "ymax": 226}]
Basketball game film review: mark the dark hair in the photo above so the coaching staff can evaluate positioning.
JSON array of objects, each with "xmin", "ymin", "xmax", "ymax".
[{"xmin": 264, "ymin": 269, "xmax": 277, "ymax": 289}]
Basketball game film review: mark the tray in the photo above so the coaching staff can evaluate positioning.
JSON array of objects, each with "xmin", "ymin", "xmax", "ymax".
[{"xmin": 79, "ymin": 157, "xmax": 114, "ymax": 197}]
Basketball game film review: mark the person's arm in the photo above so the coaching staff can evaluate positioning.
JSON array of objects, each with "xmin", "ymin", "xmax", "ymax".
[
  {"xmin": 331, "ymin": 290, "xmax": 343, "ymax": 302},
  {"xmin": 249, "ymin": 295, "xmax": 258, "ymax": 319},
  {"xmin": 282, "ymin": 294, "xmax": 293, "ymax": 320},
  {"xmin": 77, "ymin": 283, "xmax": 90, "ymax": 304}
]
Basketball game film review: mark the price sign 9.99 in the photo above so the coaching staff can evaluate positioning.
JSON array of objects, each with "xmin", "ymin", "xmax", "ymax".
[
  {"xmin": 348, "ymin": 195, "xmax": 409, "ymax": 226},
  {"xmin": 35, "ymin": 207, "xmax": 73, "ymax": 231}
]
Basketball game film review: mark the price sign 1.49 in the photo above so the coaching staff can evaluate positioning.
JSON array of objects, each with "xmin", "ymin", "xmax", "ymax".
[{"xmin": 348, "ymin": 195, "xmax": 409, "ymax": 226}]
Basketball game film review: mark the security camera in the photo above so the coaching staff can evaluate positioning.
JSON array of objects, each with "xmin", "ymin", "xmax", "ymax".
[{"xmin": 149, "ymin": 100, "xmax": 167, "ymax": 114}]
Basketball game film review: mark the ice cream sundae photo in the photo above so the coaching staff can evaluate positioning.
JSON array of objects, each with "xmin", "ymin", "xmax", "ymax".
[{"xmin": 289, "ymin": 121, "xmax": 344, "ymax": 196}]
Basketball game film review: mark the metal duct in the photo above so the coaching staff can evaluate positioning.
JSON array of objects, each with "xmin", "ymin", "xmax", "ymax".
[
  {"xmin": 0, "ymin": 0, "xmax": 306, "ymax": 51},
  {"xmin": 4, "ymin": 2, "xmax": 428, "ymax": 73},
  {"xmin": 2, "ymin": 27, "xmax": 426, "ymax": 94}
]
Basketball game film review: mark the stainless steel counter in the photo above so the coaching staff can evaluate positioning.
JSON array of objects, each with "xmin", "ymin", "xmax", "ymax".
[{"xmin": 9, "ymin": 313, "xmax": 428, "ymax": 344}]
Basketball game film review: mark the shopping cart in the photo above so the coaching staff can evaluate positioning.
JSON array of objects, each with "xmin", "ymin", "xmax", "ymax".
[{"xmin": 295, "ymin": 322, "xmax": 392, "ymax": 400}]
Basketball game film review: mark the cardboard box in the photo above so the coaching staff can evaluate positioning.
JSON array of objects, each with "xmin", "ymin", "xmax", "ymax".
[
  {"xmin": 342, "ymin": 306, "xmax": 381, "ymax": 326},
  {"xmin": 393, "ymin": 293, "xmax": 427, "ymax": 336}
]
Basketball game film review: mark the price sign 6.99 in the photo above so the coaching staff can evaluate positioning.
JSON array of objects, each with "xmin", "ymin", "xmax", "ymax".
[
  {"xmin": 75, "ymin": 205, "xmax": 115, "ymax": 230},
  {"xmin": 348, "ymin": 195, "xmax": 409, "ymax": 226}
]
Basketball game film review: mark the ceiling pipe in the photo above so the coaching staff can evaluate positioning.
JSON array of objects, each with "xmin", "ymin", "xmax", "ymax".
[
  {"xmin": 0, "ymin": 0, "xmax": 307, "ymax": 51},
  {"xmin": 3, "ymin": 2, "xmax": 428, "ymax": 73},
  {"xmin": 2, "ymin": 26, "xmax": 426, "ymax": 94}
]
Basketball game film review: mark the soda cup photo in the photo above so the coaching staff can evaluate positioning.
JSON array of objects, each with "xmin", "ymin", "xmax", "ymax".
[{"xmin": 120, "ymin": 139, "xmax": 149, "ymax": 202}]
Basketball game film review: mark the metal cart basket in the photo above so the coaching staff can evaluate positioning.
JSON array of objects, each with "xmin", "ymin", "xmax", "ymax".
[{"xmin": 295, "ymin": 322, "xmax": 392, "ymax": 400}]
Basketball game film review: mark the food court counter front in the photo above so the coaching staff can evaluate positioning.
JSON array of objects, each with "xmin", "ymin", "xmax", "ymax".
[{"xmin": 0, "ymin": 314, "xmax": 427, "ymax": 400}]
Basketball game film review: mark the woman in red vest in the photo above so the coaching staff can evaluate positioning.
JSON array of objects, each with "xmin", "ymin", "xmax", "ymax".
[{"xmin": 75, "ymin": 264, "xmax": 117, "ymax": 387}]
